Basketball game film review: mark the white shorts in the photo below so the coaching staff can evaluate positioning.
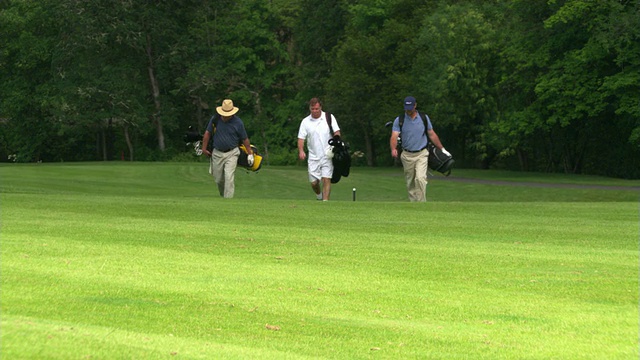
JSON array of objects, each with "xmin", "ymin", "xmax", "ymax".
[{"xmin": 308, "ymin": 157, "xmax": 333, "ymax": 182}]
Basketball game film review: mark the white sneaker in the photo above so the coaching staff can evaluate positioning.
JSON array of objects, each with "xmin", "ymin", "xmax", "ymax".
[{"xmin": 316, "ymin": 192, "xmax": 323, "ymax": 200}]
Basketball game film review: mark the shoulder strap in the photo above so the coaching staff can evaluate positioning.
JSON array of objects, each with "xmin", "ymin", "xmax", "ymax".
[
  {"xmin": 398, "ymin": 111, "xmax": 429, "ymax": 148},
  {"xmin": 208, "ymin": 113, "xmax": 220, "ymax": 129},
  {"xmin": 399, "ymin": 112, "xmax": 427, "ymax": 134},
  {"xmin": 325, "ymin": 111, "xmax": 335, "ymax": 136},
  {"xmin": 418, "ymin": 112, "xmax": 432, "ymax": 148},
  {"xmin": 418, "ymin": 112, "xmax": 427, "ymax": 134}
]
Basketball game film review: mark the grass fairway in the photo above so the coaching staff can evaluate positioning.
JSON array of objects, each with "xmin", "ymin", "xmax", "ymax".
[{"xmin": 1, "ymin": 162, "xmax": 638, "ymax": 359}]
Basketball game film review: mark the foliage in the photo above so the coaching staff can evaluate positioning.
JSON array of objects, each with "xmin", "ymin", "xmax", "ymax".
[
  {"xmin": 493, "ymin": 0, "xmax": 640, "ymax": 177},
  {"xmin": 0, "ymin": 0, "xmax": 638, "ymax": 177},
  {"xmin": 414, "ymin": 2, "xmax": 502, "ymax": 168}
]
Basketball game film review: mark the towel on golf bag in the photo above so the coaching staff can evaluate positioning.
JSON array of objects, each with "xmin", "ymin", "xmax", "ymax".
[
  {"xmin": 328, "ymin": 136, "xmax": 351, "ymax": 184},
  {"xmin": 427, "ymin": 142, "xmax": 454, "ymax": 176}
]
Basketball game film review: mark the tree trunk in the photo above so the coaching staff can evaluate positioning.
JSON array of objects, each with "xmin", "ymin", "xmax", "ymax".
[
  {"xmin": 101, "ymin": 128, "xmax": 107, "ymax": 161},
  {"xmin": 517, "ymin": 148, "xmax": 529, "ymax": 171},
  {"xmin": 146, "ymin": 33, "xmax": 165, "ymax": 151},
  {"xmin": 248, "ymin": 89, "xmax": 269, "ymax": 164},
  {"xmin": 364, "ymin": 129, "xmax": 374, "ymax": 167},
  {"xmin": 96, "ymin": 131, "xmax": 101, "ymax": 160},
  {"xmin": 124, "ymin": 123, "xmax": 134, "ymax": 161},
  {"xmin": 256, "ymin": 98, "xmax": 270, "ymax": 165}
]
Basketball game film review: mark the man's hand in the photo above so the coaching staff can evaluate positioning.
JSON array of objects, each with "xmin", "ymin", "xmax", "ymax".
[
  {"xmin": 441, "ymin": 148, "xmax": 451, "ymax": 157},
  {"xmin": 247, "ymin": 154, "xmax": 254, "ymax": 166}
]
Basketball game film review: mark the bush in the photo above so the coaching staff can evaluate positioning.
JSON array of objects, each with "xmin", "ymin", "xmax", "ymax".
[{"xmin": 263, "ymin": 146, "xmax": 298, "ymax": 166}]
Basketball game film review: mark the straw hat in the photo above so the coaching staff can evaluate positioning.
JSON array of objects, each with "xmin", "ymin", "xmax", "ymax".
[{"xmin": 216, "ymin": 99, "xmax": 239, "ymax": 116}]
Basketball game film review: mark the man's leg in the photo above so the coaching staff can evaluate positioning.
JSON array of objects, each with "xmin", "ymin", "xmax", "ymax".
[
  {"xmin": 211, "ymin": 152, "xmax": 225, "ymax": 197},
  {"xmin": 401, "ymin": 150, "xmax": 427, "ymax": 202},
  {"xmin": 308, "ymin": 160, "xmax": 323, "ymax": 200},
  {"xmin": 222, "ymin": 148, "xmax": 240, "ymax": 198},
  {"xmin": 414, "ymin": 151, "xmax": 429, "ymax": 201},
  {"xmin": 321, "ymin": 177, "xmax": 331, "ymax": 201},
  {"xmin": 320, "ymin": 158, "xmax": 334, "ymax": 201},
  {"xmin": 311, "ymin": 179, "xmax": 322, "ymax": 198}
]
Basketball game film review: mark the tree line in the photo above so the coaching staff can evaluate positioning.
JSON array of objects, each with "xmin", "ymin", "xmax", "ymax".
[{"xmin": 1, "ymin": 0, "xmax": 638, "ymax": 178}]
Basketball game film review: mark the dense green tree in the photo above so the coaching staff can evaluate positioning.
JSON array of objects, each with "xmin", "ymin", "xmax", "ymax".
[
  {"xmin": 0, "ymin": 0, "xmax": 68, "ymax": 162},
  {"xmin": 494, "ymin": 0, "xmax": 640, "ymax": 177},
  {"xmin": 176, "ymin": 0, "xmax": 299, "ymax": 164},
  {"xmin": 326, "ymin": 0, "xmax": 436, "ymax": 166},
  {"xmin": 1, "ymin": 0, "xmax": 638, "ymax": 178},
  {"xmin": 51, "ymin": 0, "xmax": 150, "ymax": 160},
  {"xmin": 292, "ymin": 0, "xmax": 346, "ymax": 100},
  {"xmin": 413, "ymin": 2, "xmax": 502, "ymax": 168}
]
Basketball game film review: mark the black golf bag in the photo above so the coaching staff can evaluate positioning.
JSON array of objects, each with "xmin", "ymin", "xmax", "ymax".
[
  {"xmin": 183, "ymin": 126, "xmax": 203, "ymax": 143},
  {"xmin": 328, "ymin": 136, "xmax": 351, "ymax": 184},
  {"xmin": 390, "ymin": 111, "xmax": 455, "ymax": 176},
  {"xmin": 324, "ymin": 111, "xmax": 351, "ymax": 184},
  {"xmin": 427, "ymin": 142, "xmax": 454, "ymax": 176}
]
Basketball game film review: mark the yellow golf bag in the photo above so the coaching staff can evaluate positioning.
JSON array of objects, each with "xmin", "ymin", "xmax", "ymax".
[{"xmin": 238, "ymin": 144, "xmax": 263, "ymax": 171}]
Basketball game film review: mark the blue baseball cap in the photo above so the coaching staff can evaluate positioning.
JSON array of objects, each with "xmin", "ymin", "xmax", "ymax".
[{"xmin": 403, "ymin": 96, "xmax": 416, "ymax": 110}]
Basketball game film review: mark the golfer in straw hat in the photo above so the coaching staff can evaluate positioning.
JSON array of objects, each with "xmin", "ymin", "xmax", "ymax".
[{"xmin": 202, "ymin": 99, "xmax": 254, "ymax": 198}]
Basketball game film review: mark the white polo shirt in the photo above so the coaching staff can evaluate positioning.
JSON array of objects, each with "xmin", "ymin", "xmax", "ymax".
[{"xmin": 298, "ymin": 111, "xmax": 340, "ymax": 161}]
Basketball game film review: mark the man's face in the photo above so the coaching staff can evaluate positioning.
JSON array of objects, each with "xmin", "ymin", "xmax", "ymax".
[
  {"xmin": 405, "ymin": 103, "xmax": 416, "ymax": 115},
  {"xmin": 221, "ymin": 115, "xmax": 232, "ymax": 122},
  {"xmin": 310, "ymin": 103, "xmax": 322, "ymax": 119}
]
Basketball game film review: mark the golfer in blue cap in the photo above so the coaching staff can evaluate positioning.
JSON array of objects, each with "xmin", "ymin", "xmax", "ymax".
[{"xmin": 390, "ymin": 96, "xmax": 450, "ymax": 202}]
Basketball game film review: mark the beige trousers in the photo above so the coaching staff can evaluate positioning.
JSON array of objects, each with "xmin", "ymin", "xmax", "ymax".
[
  {"xmin": 210, "ymin": 147, "xmax": 240, "ymax": 198},
  {"xmin": 401, "ymin": 149, "xmax": 429, "ymax": 202}
]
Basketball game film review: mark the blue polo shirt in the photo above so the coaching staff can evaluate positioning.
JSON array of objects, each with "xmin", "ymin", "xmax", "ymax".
[
  {"xmin": 392, "ymin": 112, "xmax": 432, "ymax": 151},
  {"xmin": 206, "ymin": 115, "xmax": 248, "ymax": 151}
]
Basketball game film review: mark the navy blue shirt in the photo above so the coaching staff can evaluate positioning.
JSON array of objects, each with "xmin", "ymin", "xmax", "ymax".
[{"xmin": 206, "ymin": 115, "xmax": 248, "ymax": 151}]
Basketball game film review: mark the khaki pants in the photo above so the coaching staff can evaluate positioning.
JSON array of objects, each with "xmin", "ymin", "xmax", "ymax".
[
  {"xmin": 401, "ymin": 149, "xmax": 429, "ymax": 202},
  {"xmin": 210, "ymin": 147, "xmax": 240, "ymax": 198}
]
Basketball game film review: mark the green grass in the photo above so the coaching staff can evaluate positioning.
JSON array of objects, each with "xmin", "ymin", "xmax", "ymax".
[{"xmin": 1, "ymin": 162, "xmax": 638, "ymax": 359}]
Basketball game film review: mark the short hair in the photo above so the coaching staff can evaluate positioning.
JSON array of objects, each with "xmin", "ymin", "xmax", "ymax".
[{"xmin": 309, "ymin": 97, "xmax": 322, "ymax": 107}]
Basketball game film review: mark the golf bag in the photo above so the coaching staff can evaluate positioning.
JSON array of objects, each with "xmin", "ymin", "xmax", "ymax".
[
  {"xmin": 182, "ymin": 125, "xmax": 262, "ymax": 172},
  {"xmin": 325, "ymin": 112, "xmax": 351, "ymax": 184},
  {"xmin": 183, "ymin": 126, "xmax": 209, "ymax": 156},
  {"xmin": 183, "ymin": 126, "xmax": 203, "ymax": 143},
  {"xmin": 238, "ymin": 144, "xmax": 263, "ymax": 172},
  {"xmin": 328, "ymin": 136, "xmax": 351, "ymax": 184},
  {"xmin": 394, "ymin": 112, "xmax": 455, "ymax": 176},
  {"xmin": 427, "ymin": 142, "xmax": 454, "ymax": 176}
]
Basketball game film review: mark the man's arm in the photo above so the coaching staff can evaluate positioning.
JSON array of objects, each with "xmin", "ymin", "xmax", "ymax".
[
  {"xmin": 202, "ymin": 130, "xmax": 212, "ymax": 156},
  {"xmin": 297, "ymin": 138, "xmax": 306, "ymax": 160},
  {"xmin": 241, "ymin": 137, "xmax": 255, "ymax": 165},
  {"xmin": 427, "ymin": 129, "xmax": 444, "ymax": 149},
  {"xmin": 390, "ymin": 130, "xmax": 400, "ymax": 158},
  {"xmin": 241, "ymin": 138, "xmax": 253, "ymax": 155},
  {"xmin": 427, "ymin": 129, "xmax": 451, "ymax": 156}
]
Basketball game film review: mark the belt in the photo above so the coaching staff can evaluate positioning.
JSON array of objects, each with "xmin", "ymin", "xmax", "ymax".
[
  {"xmin": 216, "ymin": 147, "xmax": 235, "ymax": 153},
  {"xmin": 404, "ymin": 146, "xmax": 427, "ymax": 153}
]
